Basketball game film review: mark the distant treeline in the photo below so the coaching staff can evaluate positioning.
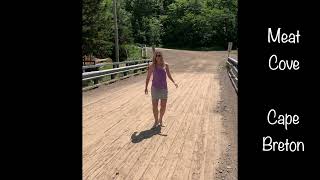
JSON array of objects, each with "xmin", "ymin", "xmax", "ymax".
[{"xmin": 82, "ymin": 0, "xmax": 237, "ymax": 60}]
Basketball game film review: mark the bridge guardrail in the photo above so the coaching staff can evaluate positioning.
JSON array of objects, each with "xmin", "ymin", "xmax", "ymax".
[
  {"xmin": 226, "ymin": 57, "xmax": 238, "ymax": 93},
  {"xmin": 83, "ymin": 59, "xmax": 150, "ymax": 71},
  {"xmin": 82, "ymin": 59, "xmax": 152, "ymax": 90}
]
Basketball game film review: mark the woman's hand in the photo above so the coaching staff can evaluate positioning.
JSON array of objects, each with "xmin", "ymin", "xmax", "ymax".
[{"xmin": 145, "ymin": 88, "xmax": 148, "ymax": 95}]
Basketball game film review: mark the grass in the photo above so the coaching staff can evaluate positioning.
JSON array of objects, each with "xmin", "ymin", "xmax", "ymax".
[
  {"xmin": 99, "ymin": 64, "xmax": 113, "ymax": 70},
  {"xmin": 228, "ymin": 50, "xmax": 238, "ymax": 59},
  {"xmin": 124, "ymin": 44, "xmax": 142, "ymax": 60},
  {"xmin": 83, "ymin": 80, "xmax": 94, "ymax": 87}
]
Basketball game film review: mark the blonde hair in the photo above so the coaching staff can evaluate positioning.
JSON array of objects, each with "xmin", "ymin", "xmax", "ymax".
[{"xmin": 152, "ymin": 51, "xmax": 164, "ymax": 67}]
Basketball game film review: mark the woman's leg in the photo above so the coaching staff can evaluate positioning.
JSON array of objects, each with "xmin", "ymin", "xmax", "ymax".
[
  {"xmin": 159, "ymin": 99, "xmax": 167, "ymax": 126},
  {"xmin": 152, "ymin": 99, "xmax": 159, "ymax": 126}
]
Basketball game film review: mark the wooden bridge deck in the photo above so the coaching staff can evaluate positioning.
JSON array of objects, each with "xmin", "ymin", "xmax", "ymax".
[{"xmin": 83, "ymin": 49, "xmax": 237, "ymax": 180}]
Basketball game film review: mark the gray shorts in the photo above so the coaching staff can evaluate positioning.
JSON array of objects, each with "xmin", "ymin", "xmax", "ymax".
[{"xmin": 151, "ymin": 87, "xmax": 168, "ymax": 100}]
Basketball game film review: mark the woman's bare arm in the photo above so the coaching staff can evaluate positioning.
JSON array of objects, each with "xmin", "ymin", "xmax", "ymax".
[
  {"xmin": 165, "ymin": 63, "xmax": 178, "ymax": 88},
  {"xmin": 145, "ymin": 64, "xmax": 154, "ymax": 94}
]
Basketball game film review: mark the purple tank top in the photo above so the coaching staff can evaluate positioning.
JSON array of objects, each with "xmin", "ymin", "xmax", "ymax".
[{"xmin": 152, "ymin": 65, "xmax": 167, "ymax": 89}]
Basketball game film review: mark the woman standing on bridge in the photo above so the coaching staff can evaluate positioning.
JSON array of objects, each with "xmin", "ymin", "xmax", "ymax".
[{"xmin": 145, "ymin": 51, "xmax": 178, "ymax": 128}]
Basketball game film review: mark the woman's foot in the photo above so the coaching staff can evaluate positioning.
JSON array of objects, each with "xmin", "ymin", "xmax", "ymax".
[
  {"xmin": 159, "ymin": 120, "xmax": 164, "ymax": 127},
  {"xmin": 152, "ymin": 121, "xmax": 158, "ymax": 129}
]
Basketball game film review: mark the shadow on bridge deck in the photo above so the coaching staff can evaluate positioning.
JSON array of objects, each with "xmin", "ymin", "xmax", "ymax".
[{"xmin": 131, "ymin": 126, "xmax": 168, "ymax": 143}]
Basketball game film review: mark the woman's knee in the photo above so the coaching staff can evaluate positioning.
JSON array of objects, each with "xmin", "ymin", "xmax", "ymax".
[
  {"xmin": 160, "ymin": 104, "xmax": 166, "ymax": 111},
  {"xmin": 160, "ymin": 99, "xmax": 167, "ymax": 106},
  {"xmin": 152, "ymin": 103, "xmax": 158, "ymax": 110},
  {"xmin": 153, "ymin": 106, "xmax": 159, "ymax": 111}
]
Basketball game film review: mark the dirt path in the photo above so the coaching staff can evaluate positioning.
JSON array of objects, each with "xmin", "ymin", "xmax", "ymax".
[{"xmin": 82, "ymin": 48, "xmax": 237, "ymax": 180}]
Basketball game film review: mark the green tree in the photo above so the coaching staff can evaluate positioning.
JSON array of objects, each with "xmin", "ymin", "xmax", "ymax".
[
  {"xmin": 83, "ymin": 0, "xmax": 238, "ymax": 56},
  {"xmin": 82, "ymin": 0, "xmax": 114, "ymax": 58},
  {"xmin": 161, "ymin": 0, "xmax": 237, "ymax": 49}
]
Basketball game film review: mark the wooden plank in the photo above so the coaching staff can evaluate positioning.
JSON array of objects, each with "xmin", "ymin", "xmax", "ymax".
[
  {"xmin": 83, "ymin": 73, "xmax": 200, "ymax": 180},
  {"xmin": 151, "ymin": 75, "xmax": 206, "ymax": 180},
  {"xmin": 83, "ymin": 108, "xmax": 153, "ymax": 179},
  {"xmin": 165, "ymin": 113, "xmax": 200, "ymax": 180},
  {"xmin": 112, "ymin": 73, "xmax": 202, "ymax": 180},
  {"xmin": 125, "ymin": 75, "xmax": 203, "ymax": 180},
  {"xmin": 82, "ymin": 49, "xmax": 236, "ymax": 180},
  {"xmin": 168, "ymin": 75, "xmax": 212, "ymax": 180}
]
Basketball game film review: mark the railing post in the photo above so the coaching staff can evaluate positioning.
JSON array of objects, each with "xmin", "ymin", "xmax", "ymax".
[
  {"xmin": 123, "ymin": 62, "xmax": 128, "ymax": 77},
  {"xmin": 111, "ymin": 63, "xmax": 116, "ymax": 79},
  {"xmin": 133, "ymin": 61, "xmax": 138, "ymax": 74},
  {"xmin": 93, "ymin": 78, "xmax": 99, "ymax": 85}
]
